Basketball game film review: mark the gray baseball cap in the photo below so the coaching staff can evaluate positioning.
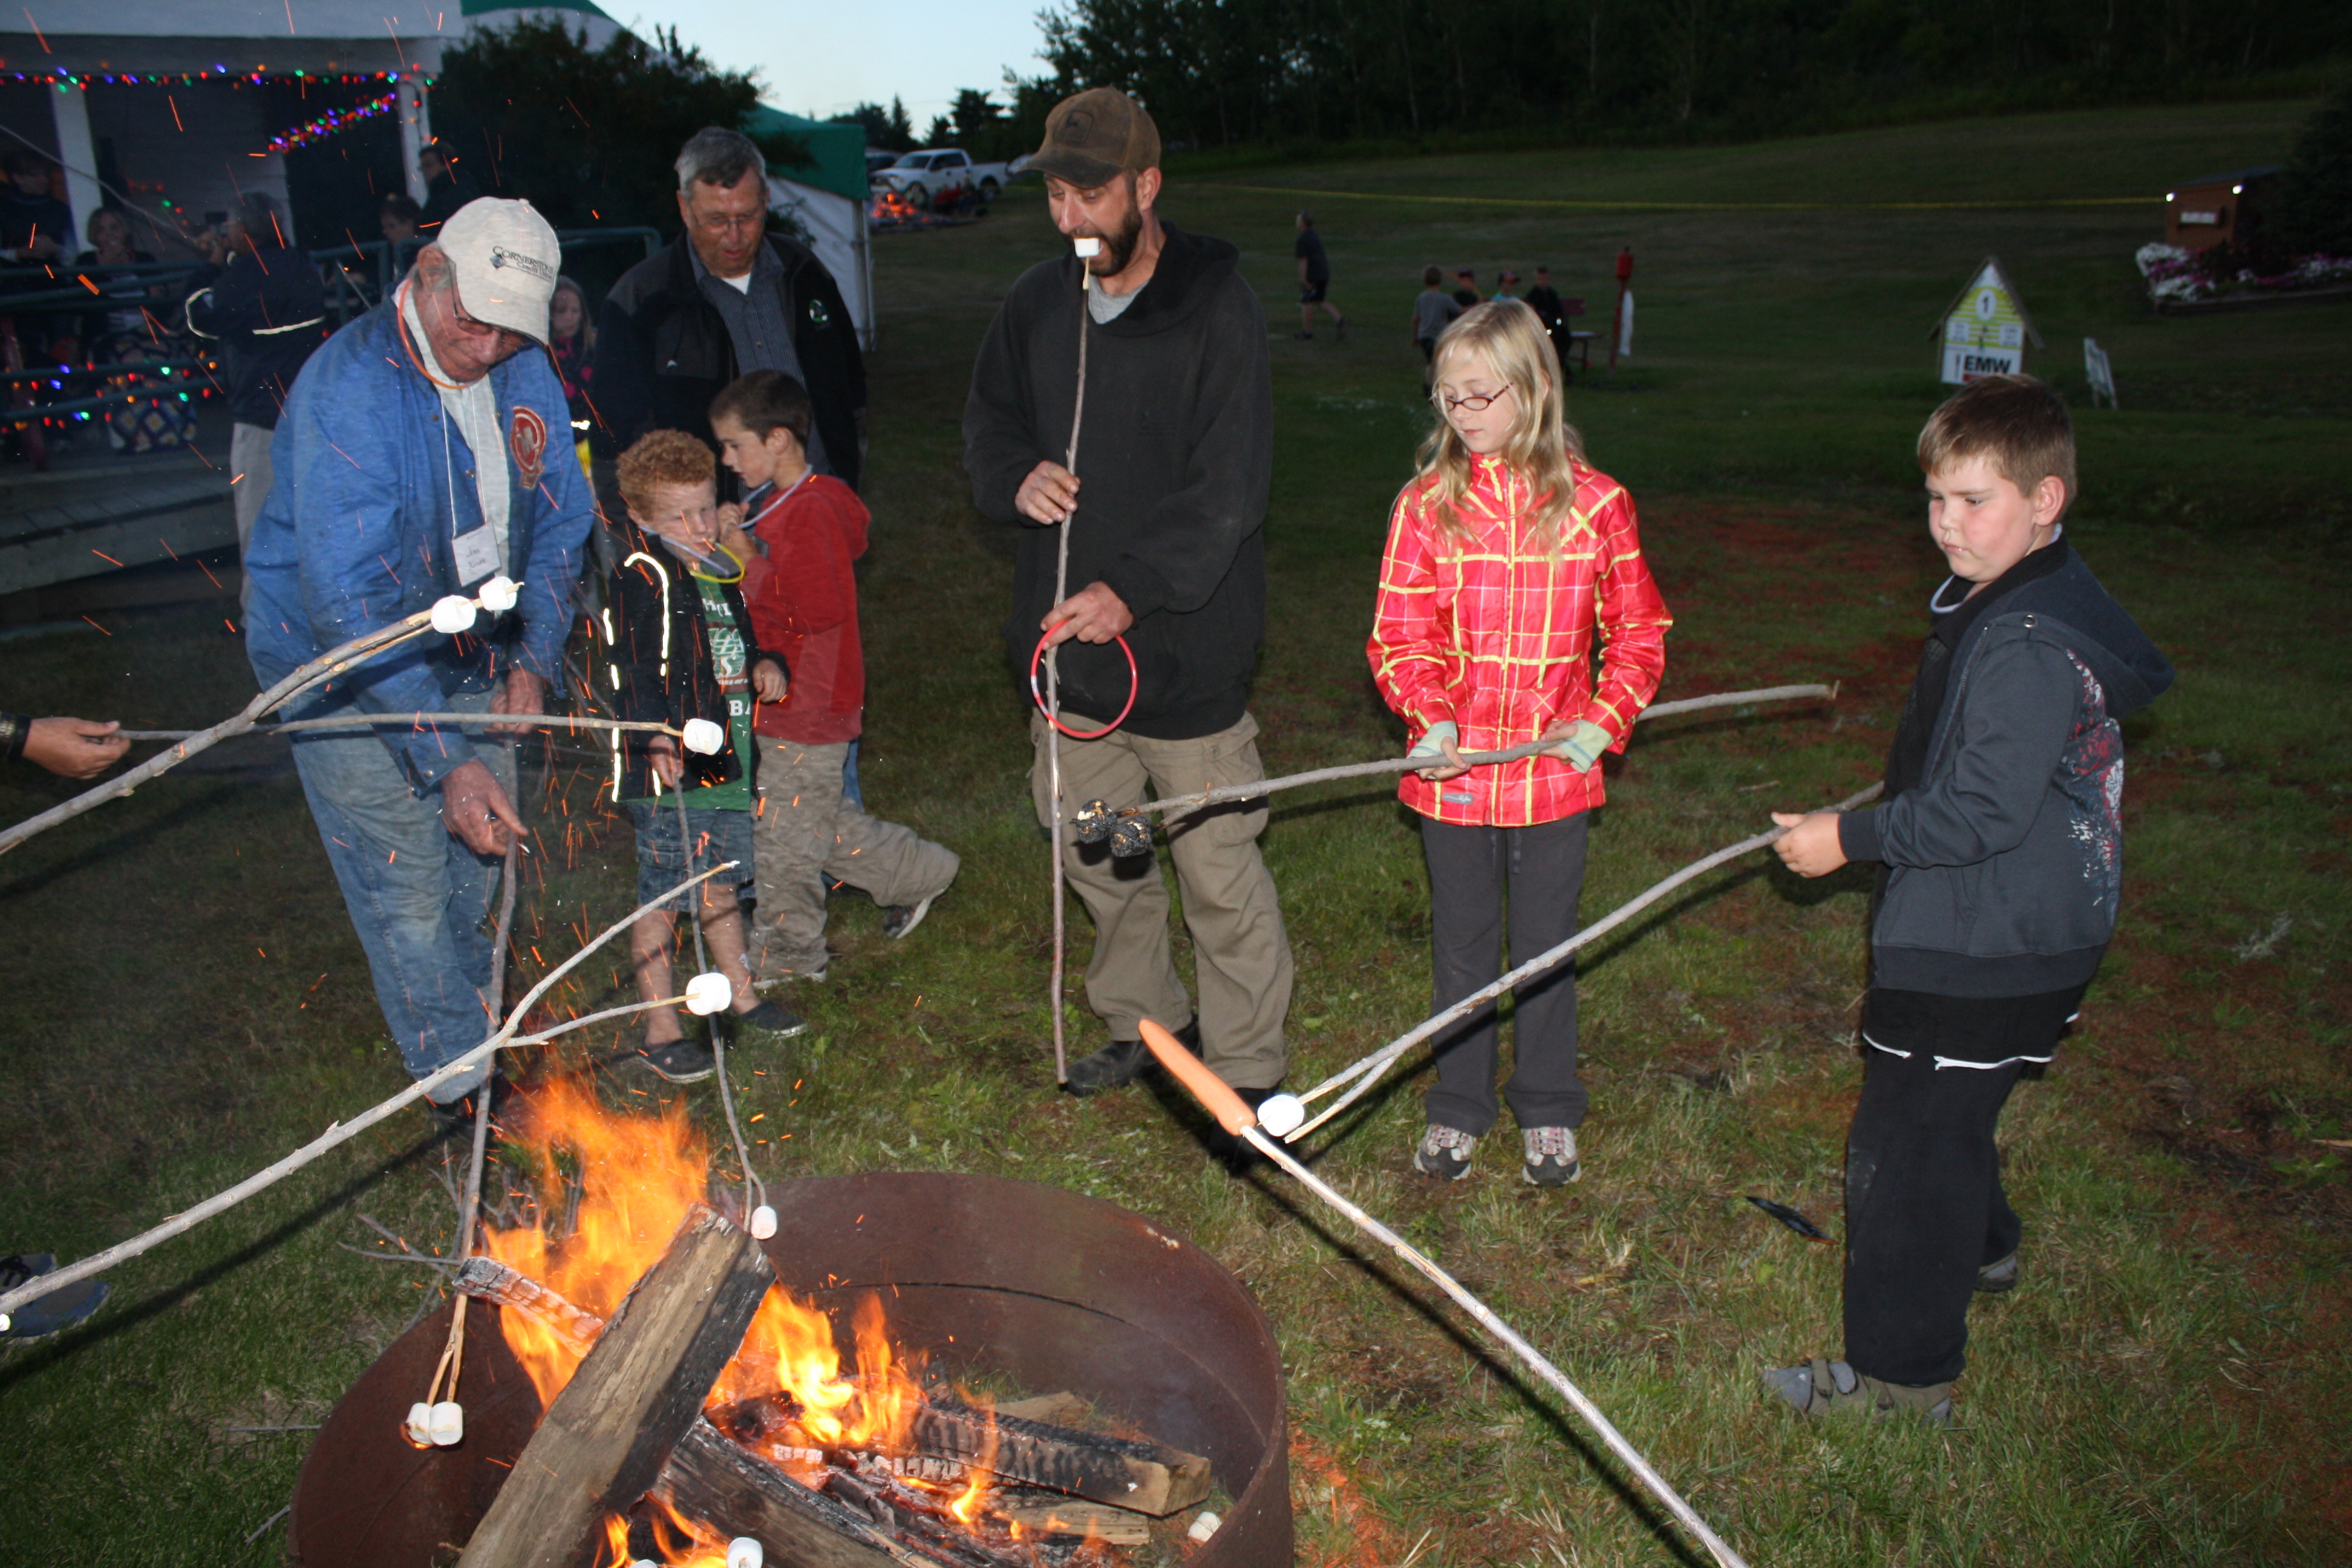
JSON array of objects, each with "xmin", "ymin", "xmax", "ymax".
[{"xmin": 437, "ymin": 198, "xmax": 561, "ymax": 345}]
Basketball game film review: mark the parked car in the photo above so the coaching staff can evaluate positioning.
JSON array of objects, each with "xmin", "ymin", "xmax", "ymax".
[{"xmin": 869, "ymin": 148, "xmax": 1015, "ymax": 210}]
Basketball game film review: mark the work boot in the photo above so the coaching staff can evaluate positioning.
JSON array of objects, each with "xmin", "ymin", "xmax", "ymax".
[{"xmin": 1063, "ymin": 1019, "xmax": 1200, "ymax": 1096}]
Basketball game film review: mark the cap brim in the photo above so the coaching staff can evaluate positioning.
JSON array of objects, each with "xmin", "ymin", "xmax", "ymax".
[
  {"xmin": 457, "ymin": 283, "xmax": 548, "ymax": 347},
  {"xmin": 1026, "ymin": 150, "xmax": 1129, "ymax": 190}
]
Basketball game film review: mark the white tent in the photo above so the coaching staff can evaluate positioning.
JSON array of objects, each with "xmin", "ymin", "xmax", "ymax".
[{"xmin": 767, "ymin": 175, "xmax": 878, "ymax": 353}]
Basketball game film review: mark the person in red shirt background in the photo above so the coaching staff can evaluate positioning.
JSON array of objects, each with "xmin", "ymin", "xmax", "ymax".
[
  {"xmin": 1368, "ymin": 301, "xmax": 1670, "ymax": 1189},
  {"xmin": 712, "ymin": 370, "xmax": 959, "ymax": 993}
]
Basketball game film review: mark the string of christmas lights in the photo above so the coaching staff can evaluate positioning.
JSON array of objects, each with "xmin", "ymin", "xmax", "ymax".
[
  {"xmin": 0, "ymin": 69, "xmax": 425, "ymax": 88},
  {"xmin": 269, "ymin": 89, "xmax": 400, "ymax": 153}
]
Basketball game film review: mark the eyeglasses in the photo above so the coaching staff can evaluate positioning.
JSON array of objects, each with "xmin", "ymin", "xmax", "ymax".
[
  {"xmin": 451, "ymin": 298, "xmax": 525, "ymax": 352},
  {"xmin": 1440, "ymin": 386, "xmax": 1514, "ymax": 413}
]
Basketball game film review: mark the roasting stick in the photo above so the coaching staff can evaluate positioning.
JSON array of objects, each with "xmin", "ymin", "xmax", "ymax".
[
  {"xmin": 0, "ymin": 581, "xmax": 524, "ymax": 857},
  {"xmin": 1044, "ymin": 234, "xmax": 1100, "ymax": 1085},
  {"xmin": 671, "ymin": 785, "xmax": 773, "ymax": 1239},
  {"xmin": 111, "ymin": 713, "xmax": 684, "ymax": 742},
  {"xmin": 0, "ymin": 863, "xmax": 737, "ymax": 1327},
  {"xmin": 413, "ymin": 838, "xmax": 523, "ymax": 1446},
  {"xmin": 1289, "ymin": 782, "xmax": 1884, "ymax": 1142},
  {"xmin": 1137, "ymin": 1022, "xmax": 1753, "ymax": 1568},
  {"xmin": 1125, "ymin": 684, "xmax": 1834, "ymax": 822}
]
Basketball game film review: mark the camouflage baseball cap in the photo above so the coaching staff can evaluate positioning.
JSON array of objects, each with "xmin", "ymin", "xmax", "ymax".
[{"xmin": 1029, "ymin": 88, "xmax": 1161, "ymax": 189}]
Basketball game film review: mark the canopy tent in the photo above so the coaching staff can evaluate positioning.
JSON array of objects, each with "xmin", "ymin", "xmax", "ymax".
[{"xmin": 747, "ymin": 105, "xmax": 877, "ymax": 351}]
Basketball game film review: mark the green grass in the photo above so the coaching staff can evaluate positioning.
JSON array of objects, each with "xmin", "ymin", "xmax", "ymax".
[{"xmin": 3, "ymin": 100, "xmax": 2349, "ymax": 1564}]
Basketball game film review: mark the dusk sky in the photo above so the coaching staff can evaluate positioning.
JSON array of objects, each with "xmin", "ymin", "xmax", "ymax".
[{"xmin": 612, "ymin": 1, "xmax": 1056, "ymax": 130}]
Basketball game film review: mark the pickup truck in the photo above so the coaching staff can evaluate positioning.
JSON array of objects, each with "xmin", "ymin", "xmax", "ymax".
[{"xmin": 869, "ymin": 148, "xmax": 1015, "ymax": 209}]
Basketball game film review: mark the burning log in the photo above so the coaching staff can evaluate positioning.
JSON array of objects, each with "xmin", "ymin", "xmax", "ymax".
[
  {"xmin": 456, "ymin": 1254, "xmax": 604, "ymax": 1359},
  {"xmin": 456, "ymin": 1204, "xmax": 776, "ymax": 1568},
  {"xmin": 902, "ymin": 1393, "xmax": 1210, "ymax": 1517},
  {"xmin": 652, "ymin": 1418, "xmax": 923, "ymax": 1568}
]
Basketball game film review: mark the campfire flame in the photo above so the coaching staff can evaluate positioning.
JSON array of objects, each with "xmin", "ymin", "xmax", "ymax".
[{"xmin": 485, "ymin": 1080, "xmax": 1001, "ymax": 1553}]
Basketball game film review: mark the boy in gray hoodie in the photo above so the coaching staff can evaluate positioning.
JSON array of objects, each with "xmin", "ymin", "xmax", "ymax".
[{"xmin": 1763, "ymin": 374, "xmax": 2174, "ymax": 1423}]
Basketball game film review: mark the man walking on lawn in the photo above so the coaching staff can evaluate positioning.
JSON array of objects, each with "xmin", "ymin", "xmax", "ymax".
[
  {"xmin": 963, "ymin": 87, "xmax": 1295, "ymax": 1111},
  {"xmin": 1293, "ymin": 211, "xmax": 1346, "ymax": 341}
]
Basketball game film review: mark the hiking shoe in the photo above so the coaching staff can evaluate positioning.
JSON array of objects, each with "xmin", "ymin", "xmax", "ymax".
[
  {"xmin": 1762, "ymin": 1357, "xmax": 1952, "ymax": 1427},
  {"xmin": 1414, "ymin": 1123, "xmax": 1478, "ymax": 1181},
  {"xmin": 736, "ymin": 999, "xmax": 808, "ymax": 1039},
  {"xmin": 1064, "ymin": 1019, "xmax": 1200, "ymax": 1096},
  {"xmin": 1522, "ymin": 1126, "xmax": 1581, "ymax": 1186},
  {"xmin": 1976, "ymin": 1252, "xmax": 2019, "ymax": 1293},
  {"xmin": 0, "ymin": 1254, "xmax": 108, "ymax": 1339},
  {"xmin": 882, "ymin": 892, "xmax": 941, "ymax": 941},
  {"xmin": 636, "ymin": 1037, "xmax": 718, "ymax": 1083}
]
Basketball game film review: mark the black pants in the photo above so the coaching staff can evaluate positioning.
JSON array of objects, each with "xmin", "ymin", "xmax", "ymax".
[
  {"xmin": 1420, "ymin": 812, "xmax": 1589, "ymax": 1135},
  {"xmin": 1843, "ymin": 984, "xmax": 2082, "ymax": 1386}
]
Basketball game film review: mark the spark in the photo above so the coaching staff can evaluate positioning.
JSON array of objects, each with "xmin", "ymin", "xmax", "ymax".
[
  {"xmin": 21, "ymin": 7, "xmax": 47, "ymax": 51},
  {"xmin": 80, "ymin": 615, "xmax": 111, "ymax": 635},
  {"xmin": 168, "ymin": 96, "xmax": 185, "ymax": 132},
  {"xmin": 90, "ymin": 548, "xmax": 122, "ymax": 566}
]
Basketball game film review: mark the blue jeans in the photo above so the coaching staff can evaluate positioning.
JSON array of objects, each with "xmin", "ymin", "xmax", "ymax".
[{"xmin": 291, "ymin": 692, "xmax": 516, "ymax": 1103}]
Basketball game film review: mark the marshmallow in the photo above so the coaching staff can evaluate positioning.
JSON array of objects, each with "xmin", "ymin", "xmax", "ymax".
[
  {"xmin": 477, "ymin": 574, "xmax": 520, "ymax": 613},
  {"xmin": 681, "ymin": 717, "xmax": 726, "ymax": 755},
  {"xmin": 750, "ymin": 1204, "xmax": 777, "ymax": 1240},
  {"xmin": 430, "ymin": 595, "xmax": 478, "ymax": 635},
  {"xmin": 1073, "ymin": 237, "xmax": 1101, "ymax": 258},
  {"xmin": 727, "ymin": 1539, "xmax": 765, "ymax": 1568},
  {"xmin": 429, "ymin": 1400, "xmax": 465, "ymax": 1446},
  {"xmin": 685, "ymin": 972, "xmax": 733, "ymax": 1016},
  {"xmin": 1187, "ymin": 1511, "xmax": 1222, "ymax": 1543},
  {"xmin": 0, "ymin": 1312, "xmax": 10, "ymax": 1333},
  {"xmin": 402, "ymin": 1402, "xmax": 434, "ymax": 1449},
  {"xmin": 1256, "ymin": 1093, "xmax": 1305, "ymax": 1139}
]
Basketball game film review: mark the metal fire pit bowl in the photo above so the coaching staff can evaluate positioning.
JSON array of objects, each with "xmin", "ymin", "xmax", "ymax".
[{"xmin": 292, "ymin": 1171, "xmax": 1292, "ymax": 1566}]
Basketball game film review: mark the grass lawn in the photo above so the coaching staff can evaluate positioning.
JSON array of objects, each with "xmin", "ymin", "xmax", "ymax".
[{"xmin": 2, "ymin": 98, "xmax": 2347, "ymax": 1564}]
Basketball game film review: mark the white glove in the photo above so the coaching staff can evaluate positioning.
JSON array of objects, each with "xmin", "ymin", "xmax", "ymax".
[
  {"xmin": 1547, "ymin": 719, "xmax": 1615, "ymax": 772},
  {"xmin": 1405, "ymin": 720, "xmax": 1459, "ymax": 763}
]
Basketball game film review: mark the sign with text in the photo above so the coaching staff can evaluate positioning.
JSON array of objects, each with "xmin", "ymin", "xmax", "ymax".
[{"xmin": 1935, "ymin": 258, "xmax": 2040, "ymax": 385}]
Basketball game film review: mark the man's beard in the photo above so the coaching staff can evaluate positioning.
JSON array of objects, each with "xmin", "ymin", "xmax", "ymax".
[{"xmin": 1085, "ymin": 203, "xmax": 1145, "ymax": 277}]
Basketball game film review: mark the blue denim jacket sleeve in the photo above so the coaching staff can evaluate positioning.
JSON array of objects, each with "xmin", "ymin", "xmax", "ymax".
[{"xmin": 501, "ymin": 351, "xmax": 593, "ymax": 693}]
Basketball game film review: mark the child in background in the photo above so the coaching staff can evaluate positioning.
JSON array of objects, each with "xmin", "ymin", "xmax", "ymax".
[
  {"xmin": 548, "ymin": 275, "xmax": 595, "ymax": 474},
  {"xmin": 1411, "ymin": 267, "xmax": 1461, "ymax": 385},
  {"xmin": 1764, "ymin": 374, "xmax": 2172, "ymax": 1424},
  {"xmin": 606, "ymin": 429, "xmax": 805, "ymax": 1084},
  {"xmin": 1368, "ymin": 301, "xmax": 1671, "ymax": 1186},
  {"xmin": 710, "ymin": 370, "xmax": 960, "ymax": 990}
]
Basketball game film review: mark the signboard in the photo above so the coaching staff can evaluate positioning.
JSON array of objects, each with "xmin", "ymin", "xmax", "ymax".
[
  {"xmin": 1935, "ymin": 258, "xmax": 2040, "ymax": 385},
  {"xmin": 2083, "ymin": 337, "xmax": 2117, "ymax": 409}
]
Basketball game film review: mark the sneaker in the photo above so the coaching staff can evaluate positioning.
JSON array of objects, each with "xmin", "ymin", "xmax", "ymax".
[
  {"xmin": 1521, "ymin": 1126, "xmax": 1581, "ymax": 1186},
  {"xmin": 0, "ymin": 1254, "xmax": 108, "ymax": 1339},
  {"xmin": 1064, "ymin": 1019, "xmax": 1200, "ymax": 1096},
  {"xmin": 1334, "ymin": 315, "xmax": 1350, "ymax": 342},
  {"xmin": 1976, "ymin": 1252, "xmax": 2019, "ymax": 1293},
  {"xmin": 735, "ymin": 999, "xmax": 808, "ymax": 1038},
  {"xmin": 1414, "ymin": 1123, "xmax": 1478, "ymax": 1181},
  {"xmin": 1761, "ymin": 1357, "xmax": 1952, "ymax": 1427},
  {"xmin": 636, "ymin": 1037, "xmax": 718, "ymax": 1083},
  {"xmin": 882, "ymin": 892, "xmax": 940, "ymax": 941}
]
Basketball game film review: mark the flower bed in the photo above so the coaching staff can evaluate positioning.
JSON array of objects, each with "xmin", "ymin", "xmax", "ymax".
[{"xmin": 2138, "ymin": 242, "xmax": 2352, "ymax": 311}]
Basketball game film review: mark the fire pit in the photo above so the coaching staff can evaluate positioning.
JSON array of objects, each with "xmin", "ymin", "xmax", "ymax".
[{"xmin": 290, "ymin": 1171, "xmax": 1290, "ymax": 1566}]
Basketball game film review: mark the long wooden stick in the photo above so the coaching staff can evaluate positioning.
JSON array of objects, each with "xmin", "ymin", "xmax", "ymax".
[
  {"xmin": 1287, "ymin": 782, "xmax": 1883, "ymax": 1141},
  {"xmin": 0, "ymin": 863, "xmax": 736, "ymax": 1325},
  {"xmin": 110, "ymin": 714, "xmax": 681, "ymax": 742},
  {"xmin": 1131, "ymin": 684, "xmax": 1833, "ymax": 822},
  {"xmin": 1138, "ymin": 1023, "xmax": 1751, "ymax": 1568},
  {"xmin": 1044, "ymin": 255, "xmax": 1094, "ymax": 1085}
]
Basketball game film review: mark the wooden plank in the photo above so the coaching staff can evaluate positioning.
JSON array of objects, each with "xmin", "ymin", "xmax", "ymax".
[
  {"xmin": 653, "ymin": 1418, "xmax": 924, "ymax": 1568},
  {"xmin": 456, "ymin": 1204, "xmax": 774, "ymax": 1568}
]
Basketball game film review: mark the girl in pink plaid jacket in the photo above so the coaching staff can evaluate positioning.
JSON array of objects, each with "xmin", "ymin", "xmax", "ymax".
[{"xmin": 1367, "ymin": 301, "xmax": 1671, "ymax": 1186}]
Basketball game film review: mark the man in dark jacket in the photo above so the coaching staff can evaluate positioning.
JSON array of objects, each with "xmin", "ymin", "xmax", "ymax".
[
  {"xmin": 964, "ymin": 88, "xmax": 1293, "ymax": 1105},
  {"xmin": 184, "ymin": 192, "xmax": 327, "ymax": 604},
  {"xmin": 418, "ymin": 142, "xmax": 480, "ymax": 234},
  {"xmin": 592, "ymin": 126, "xmax": 867, "ymax": 531}
]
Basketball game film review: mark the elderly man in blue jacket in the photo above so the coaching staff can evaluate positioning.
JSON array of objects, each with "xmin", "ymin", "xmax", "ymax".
[{"xmin": 244, "ymin": 198, "xmax": 591, "ymax": 1125}]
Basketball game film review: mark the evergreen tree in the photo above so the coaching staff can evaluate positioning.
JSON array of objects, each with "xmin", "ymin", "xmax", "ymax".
[{"xmin": 2275, "ymin": 79, "xmax": 2352, "ymax": 257}]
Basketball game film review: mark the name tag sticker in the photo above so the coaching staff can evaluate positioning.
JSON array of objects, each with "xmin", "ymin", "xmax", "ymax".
[{"xmin": 452, "ymin": 524, "xmax": 500, "ymax": 586}]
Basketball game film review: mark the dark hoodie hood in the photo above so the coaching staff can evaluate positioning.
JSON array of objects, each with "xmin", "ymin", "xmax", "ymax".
[
  {"xmin": 1975, "ymin": 543, "xmax": 2174, "ymax": 720},
  {"xmin": 1057, "ymin": 223, "xmax": 1240, "ymax": 338}
]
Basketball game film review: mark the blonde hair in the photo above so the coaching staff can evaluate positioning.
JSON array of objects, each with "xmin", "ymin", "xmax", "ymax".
[
  {"xmin": 1413, "ymin": 300, "xmax": 1587, "ymax": 550},
  {"xmin": 615, "ymin": 428, "xmax": 714, "ymax": 515},
  {"xmin": 1917, "ymin": 373, "xmax": 2077, "ymax": 522}
]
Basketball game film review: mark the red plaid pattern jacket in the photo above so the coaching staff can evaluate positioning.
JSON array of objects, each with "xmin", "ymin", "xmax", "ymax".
[{"xmin": 1368, "ymin": 454, "xmax": 1670, "ymax": 826}]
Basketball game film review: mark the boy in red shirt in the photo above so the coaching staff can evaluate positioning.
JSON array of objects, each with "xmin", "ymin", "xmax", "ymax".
[{"xmin": 711, "ymin": 370, "xmax": 959, "ymax": 989}]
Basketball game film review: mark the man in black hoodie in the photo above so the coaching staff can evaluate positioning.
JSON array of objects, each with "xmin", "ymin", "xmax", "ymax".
[
  {"xmin": 1763, "ymin": 375, "xmax": 2174, "ymax": 1425},
  {"xmin": 964, "ymin": 88, "xmax": 1293, "ymax": 1105}
]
